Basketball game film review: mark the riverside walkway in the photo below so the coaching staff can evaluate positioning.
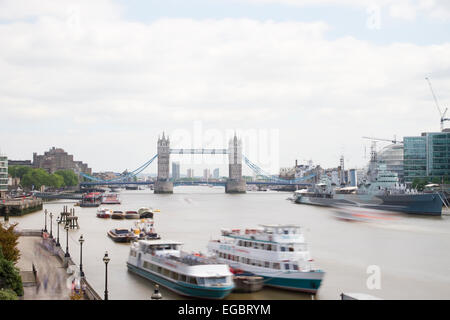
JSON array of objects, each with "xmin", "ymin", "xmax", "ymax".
[
  {"xmin": 17, "ymin": 235, "xmax": 71, "ymax": 299},
  {"xmin": 16, "ymin": 230, "xmax": 101, "ymax": 300}
]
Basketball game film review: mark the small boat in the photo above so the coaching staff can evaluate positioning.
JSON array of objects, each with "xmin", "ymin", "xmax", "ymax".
[
  {"xmin": 97, "ymin": 208, "xmax": 112, "ymax": 218},
  {"xmin": 132, "ymin": 219, "xmax": 161, "ymax": 240},
  {"xmin": 80, "ymin": 192, "xmax": 103, "ymax": 207},
  {"xmin": 138, "ymin": 207, "xmax": 154, "ymax": 219},
  {"xmin": 107, "ymin": 228, "xmax": 137, "ymax": 243},
  {"xmin": 233, "ymin": 275, "xmax": 265, "ymax": 293},
  {"xmin": 125, "ymin": 211, "xmax": 140, "ymax": 219},
  {"xmin": 340, "ymin": 293, "xmax": 382, "ymax": 300},
  {"xmin": 127, "ymin": 240, "xmax": 235, "ymax": 299},
  {"xmin": 102, "ymin": 193, "xmax": 121, "ymax": 205},
  {"xmin": 111, "ymin": 211, "xmax": 125, "ymax": 220}
]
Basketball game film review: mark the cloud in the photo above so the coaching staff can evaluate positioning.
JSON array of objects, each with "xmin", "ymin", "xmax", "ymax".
[
  {"xmin": 1, "ymin": 0, "xmax": 450, "ymax": 172},
  {"xmin": 237, "ymin": 0, "xmax": 450, "ymax": 21}
]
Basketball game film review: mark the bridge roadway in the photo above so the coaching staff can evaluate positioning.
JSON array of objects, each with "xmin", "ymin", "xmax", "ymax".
[
  {"xmin": 79, "ymin": 181, "xmax": 311, "ymax": 187},
  {"xmin": 32, "ymin": 192, "xmax": 83, "ymax": 200}
]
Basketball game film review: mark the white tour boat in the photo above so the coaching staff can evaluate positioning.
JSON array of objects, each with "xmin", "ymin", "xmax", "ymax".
[
  {"xmin": 127, "ymin": 240, "xmax": 235, "ymax": 299},
  {"xmin": 207, "ymin": 224, "xmax": 325, "ymax": 293}
]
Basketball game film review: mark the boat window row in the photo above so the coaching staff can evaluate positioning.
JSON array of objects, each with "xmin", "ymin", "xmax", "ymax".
[
  {"xmin": 265, "ymin": 228, "xmax": 300, "ymax": 235},
  {"xmin": 142, "ymin": 260, "xmax": 228, "ymax": 286},
  {"xmin": 237, "ymin": 240, "xmax": 306, "ymax": 252},
  {"xmin": 141, "ymin": 244, "xmax": 179, "ymax": 254},
  {"xmin": 214, "ymin": 250, "xmax": 300, "ymax": 271}
]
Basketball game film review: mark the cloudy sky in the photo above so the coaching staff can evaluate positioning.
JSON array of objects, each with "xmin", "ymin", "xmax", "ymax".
[{"xmin": 1, "ymin": 0, "xmax": 450, "ymax": 176}]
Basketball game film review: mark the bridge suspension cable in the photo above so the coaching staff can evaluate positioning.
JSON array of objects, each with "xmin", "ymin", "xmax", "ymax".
[
  {"xmin": 79, "ymin": 154, "xmax": 158, "ymax": 183},
  {"xmin": 243, "ymin": 155, "xmax": 316, "ymax": 184}
]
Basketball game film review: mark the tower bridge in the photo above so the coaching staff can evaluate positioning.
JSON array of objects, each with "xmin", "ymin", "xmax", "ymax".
[
  {"xmin": 154, "ymin": 132, "xmax": 246, "ymax": 193},
  {"xmin": 78, "ymin": 132, "xmax": 316, "ymax": 193}
]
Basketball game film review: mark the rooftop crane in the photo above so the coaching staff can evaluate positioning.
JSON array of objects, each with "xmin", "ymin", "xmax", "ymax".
[
  {"xmin": 425, "ymin": 76, "xmax": 449, "ymax": 131},
  {"xmin": 362, "ymin": 136, "xmax": 403, "ymax": 144}
]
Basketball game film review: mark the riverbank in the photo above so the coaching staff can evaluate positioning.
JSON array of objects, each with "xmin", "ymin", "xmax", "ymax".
[{"xmin": 0, "ymin": 198, "xmax": 43, "ymax": 216}]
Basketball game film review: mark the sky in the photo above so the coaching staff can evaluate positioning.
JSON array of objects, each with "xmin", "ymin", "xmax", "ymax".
[{"xmin": 1, "ymin": 0, "xmax": 450, "ymax": 176}]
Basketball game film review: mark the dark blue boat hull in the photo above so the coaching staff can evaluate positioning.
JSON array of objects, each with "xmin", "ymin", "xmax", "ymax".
[{"xmin": 295, "ymin": 192, "xmax": 443, "ymax": 216}]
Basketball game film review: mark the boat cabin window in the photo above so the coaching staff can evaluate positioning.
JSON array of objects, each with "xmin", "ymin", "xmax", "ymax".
[
  {"xmin": 285, "ymin": 264, "xmax": 290, "ymax": 270},
  {"xmin": 204, "ymin": 277, "xmax": 227, "ymax": 285},
  {"xmin": 280, "ymin": 246, "xmax": 286, "ymax": 252},
  {"xmin": 179, "ymin": 274, "xmax": 187, "ymax": 282},
  {"xmin": 265, "ymin": 261, "xmax": 270, "ymax": 268},
  {"xmin": 188, "ymin": 277, "xmax": 196, "ymax": 284},
  {"xmin": 273, "ymin": 263, "xmax": 280, "ymax": 270},
  {"xmin": 293, "ymin": 264, "xmax": 299, "ymax": 271},
  {"xmin": 197, "ymin": 278, "xmax": 205, "ymax": 285}
]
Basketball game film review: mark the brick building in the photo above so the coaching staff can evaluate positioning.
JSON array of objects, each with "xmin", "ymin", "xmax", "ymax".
[{"xmin": 33, "ymin": 147, "xmax": 92, "ymax": 175}]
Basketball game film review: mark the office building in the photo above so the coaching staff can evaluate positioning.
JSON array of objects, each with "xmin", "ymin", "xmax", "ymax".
[
  {"xmin": 172, "ymin": 162, "xmax": 180, "ymax": 180},
  {"xmin": 0, "ymin": 155, "xmax": 8, "ymax": 198},
  {"xmin": 404, "ymin": 130, "xmax": 450, "ymax": 183},
  {"xmin": 377, "ymin": 143, "xmax": 404, "ymax": 181},
  {"xmin": 203, "ymin": 169, "xmax": 211, "ymax": 180},
  {"xmin": 213, "ymin": 168, "xmax": 220, "ymax": 179}
]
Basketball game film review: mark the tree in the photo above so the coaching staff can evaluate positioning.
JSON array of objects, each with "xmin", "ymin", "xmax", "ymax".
[
  {"xmin": 54, "ymin": 170, "xmax": 79, "ymax": 187},
  {"xmin": 0, "ymin": 288, "xmax": 18, "ymax": 300},
  {"xmin": 0, "ymin": 247, "xmax": 23, "ymax": 297},
  {"xmin": 48, "ymin": 174, "xmax": 65, "ymax": 189},
  {"xmin": 412, "ymin": 178, "xmax": 427, "ymax": 191},
  {"xmin": 10, "ymin": 166, "xmax": 32, "ymax": 180},
  {"xmin": 0, "ymin": 222, "xmax": 20, "ymax": 264}
]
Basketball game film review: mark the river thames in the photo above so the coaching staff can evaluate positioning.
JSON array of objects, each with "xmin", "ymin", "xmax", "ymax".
[{"xmin": 9, "ymin": 187, "xmax": 450, "ymax": 300}]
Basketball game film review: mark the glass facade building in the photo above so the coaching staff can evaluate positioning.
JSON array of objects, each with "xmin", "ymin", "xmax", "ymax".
[
  {"xmin": 377, "ymin": 143, "xmax": 404, "ymax": 182},
  {"xmin": 171, "ymin": 162, "xmax": 180, "ymax": 180},
  {"xmin": 0, "ymin": 155, "xmax": 8, "ymax": 198},
  {"xmin": 404, "ymin": 131, "xmax": 450, "ymax": 183}
]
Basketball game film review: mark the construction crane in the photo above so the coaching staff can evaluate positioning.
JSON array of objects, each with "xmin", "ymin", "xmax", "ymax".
[
  {"xmin": 425, "ymin": 76, "xmax": 449, "ymax": 131},
  {"xmin": 362, "ymin": 136, "xmax": 403, "ymax": 144}
]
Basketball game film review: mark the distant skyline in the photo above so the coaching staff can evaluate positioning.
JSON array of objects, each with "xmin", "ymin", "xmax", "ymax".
[{"xmin": 1, "ymin": 0, "xmax": 449, "ymax": 175}]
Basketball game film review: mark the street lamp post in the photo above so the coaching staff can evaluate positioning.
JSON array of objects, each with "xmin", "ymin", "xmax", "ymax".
[
  {"xmin": 103, "ymin": 251, "xmax": 110, "ymax": 300},
  {"xmin": 79, "ymin": 235, "xmax": 85, "ymax": 277},
  {"xmin": 64, "ymin": 223, "xmax": 70, "ymax": 257},
  {"xmin": 43, "ymin": 209, "xmax": 48, "ymax": 233},
  {"xmin": 49, "ymin": 212, "xmax": 53, "ymax": 239},
  {"xmin": 56, "ymin": 216, "xmax": 61, "ymax": 247}
]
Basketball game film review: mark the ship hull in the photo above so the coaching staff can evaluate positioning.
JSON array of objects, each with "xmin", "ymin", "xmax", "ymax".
[
  {"xmin": 295, "ymin": 192, "xmax": 443, "ymax": 216},
  {"xmin": 127, "ymin": 263, "xmax": 233, "ymax": 299}
]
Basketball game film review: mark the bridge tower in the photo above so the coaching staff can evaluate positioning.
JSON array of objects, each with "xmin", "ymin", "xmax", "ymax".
[
  {"xmin": 226, "ymin": 134, "xmax": 247, "ymax": 193},
  {"xmin": 155, "ymin": 132, "xmax": 173, "ymax": 194}
]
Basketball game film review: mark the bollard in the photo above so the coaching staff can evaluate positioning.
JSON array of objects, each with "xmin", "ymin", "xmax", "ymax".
[{"xmin": 151, "ymin": 284, "xmax": 162, "ymax": 300}]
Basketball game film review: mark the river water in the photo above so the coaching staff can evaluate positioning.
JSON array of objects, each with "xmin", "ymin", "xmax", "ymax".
[{"xmin": 9, "ymin": 186, "xmax": 450, "ymax": 300}]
